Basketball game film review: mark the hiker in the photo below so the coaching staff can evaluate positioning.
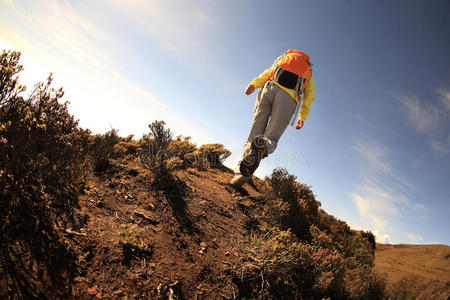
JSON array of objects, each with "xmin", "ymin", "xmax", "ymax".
[{"xmin": 230, "ymin": 49, "xmax": 315, "ymax": 187}]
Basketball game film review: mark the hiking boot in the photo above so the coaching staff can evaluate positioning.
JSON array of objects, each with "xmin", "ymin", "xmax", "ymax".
[
  {"xmin": 229, "ymin": 174, "xmax": 251, "ymax": 188},
  {"xmin": 239, "ymin": 136, "xmax": 267, "ymax": 177}
]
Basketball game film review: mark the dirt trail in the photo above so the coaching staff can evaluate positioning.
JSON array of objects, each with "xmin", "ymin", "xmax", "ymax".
[
  {"xmin": 67, "ymin": 157, "xmax": 450, "ymax": 299},
  {"xmin": 70, "ymin": 161, "xmax": 266, "ymax": 299}
]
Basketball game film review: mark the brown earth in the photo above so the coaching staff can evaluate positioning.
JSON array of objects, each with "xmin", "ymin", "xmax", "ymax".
[
  {"xmin": 374, "ymin": 243, "xmax": 450, "ymax": 299},
  {"xmin": 68, "ymin": 159, "xmax": 267, "ymax": 299},
  {"xmin": 64, "ymin": 156, "xmax": 450, "ymax": 299}
]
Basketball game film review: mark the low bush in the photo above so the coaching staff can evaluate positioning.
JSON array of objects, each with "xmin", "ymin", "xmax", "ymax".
[
  {"xmin": 198, "ymin": 143, "xmax": 231, "ymax": 168},
  {"xmin": 166, "ymin": 156, "xmax": 184, "ymax": 171},
  {"xmin": 88, "ymin": 128, "xmax": 120, "ymax": 172},
  {"xmin": 233, "ymin": 229, "xmax": 308, "ymax": 299},
  {"xmin": 342, "ymin": 266, "xmax": 386, "ymax": 299},
  {"xmin": 164, "ymin": 137, "xmax": 231, "ymax": 171},
  {"xmin": 235, "ymin": 167, "xmax": 386, "ymax": 299},
  {"xmin": 0, "ymin": 50, "xmax": 89, "ymax": 298},
  {"xmin": 184, "ymin": 150, "xmax": 208, "ymax": 171},
  {"xmin": 266, "ymin": 167, "xmax": 320, "ymax": 240},
  {"xmin": 113, "ymin": 134, "xmax": 140, "ymax": 159},
  {"xmin": 254, "ymin": 195, "xmax": 290, "ymax": 231},
  {"xmin": 140, "ymin": 120, "xmax": 173, "ymax": 188},
  {"xmin": 167, "ymin": 135, "xmax": 197, "ymax": 167}
]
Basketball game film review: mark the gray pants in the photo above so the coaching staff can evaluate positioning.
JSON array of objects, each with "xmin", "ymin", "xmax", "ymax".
[{"xmin": 236, "ymin": 82, "xmax": 297, "ymax": 176}]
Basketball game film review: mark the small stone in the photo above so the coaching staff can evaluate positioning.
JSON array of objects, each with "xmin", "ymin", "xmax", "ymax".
[
  {"xmin": 146, "ymin": 203, "xmax": 155, "ymax": 211},
  {"xmin": 87, "ymin": 285, "xmax": 98, "ymax": 295}
]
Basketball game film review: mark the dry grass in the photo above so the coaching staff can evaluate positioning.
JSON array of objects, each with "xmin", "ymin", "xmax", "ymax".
[
  {"xmin": 375, "ymin": 243, "xmax": 450, "ymax": 282},
  {"xmin": 375, "ymin": 243, "xmax": 450, "ymax": 299}
]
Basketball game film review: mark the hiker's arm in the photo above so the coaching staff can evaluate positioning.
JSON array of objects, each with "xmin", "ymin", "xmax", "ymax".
[
  {"xmin": 247, "ymin": 66, "xmax": 274, "ymax": 92},
  {"xmin": 299, "ymin": 77, "xmax": 315, "ymax": 122}
]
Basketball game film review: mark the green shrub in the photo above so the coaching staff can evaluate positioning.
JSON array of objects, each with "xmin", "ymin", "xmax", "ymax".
[
  {"xmin": 167, "ymin": 135, "xmax": 197, "ymax": 167},
  {"xmin": 113, "ymin": 134, "xmax": 140, "ymax": 159},
  {"xmin": 233, "ymin": 229, "xmax": 308, "ymax": 299},
  {"xmin": 140, "ymin": 120, "xmax": 173, "ymax": 188},
  {"xmin": 166, "ymin": 156, "xmax": 184, "ymax": 171},
  {"xmin": 198, "ymin": 143, "xmax": 231, "ymax": 168},
  {"xmin": 0, "ymin": 50, "xmax": 89, "ymax": 298},
  {"xmin": 88, "ymin": 128, "xmax": 120, "ymax": 172},
  {"xmin": 307, "ymin": 225, "xmax": 346, "ymax": 297},
  {"xmin": 255, "ymin": 195, "xmax": 290, "ymax": 231},
  {"xmin": 342, "ymin": 266, "xmax": 386, "ymax": 299},
  {"xmin": 266, "ymin": 167, "xmax": 320, "ymax": 240},
  {"xmin": 165, "ymin": 139, "xmax": 231, "ymax": 170},
  {"xmin": 245, "ymin": 167, "xmax": 386, "ymax": 299},
  {"xmin": 184, "ymin": 150, "xmax": 208, "ymax": 171}
]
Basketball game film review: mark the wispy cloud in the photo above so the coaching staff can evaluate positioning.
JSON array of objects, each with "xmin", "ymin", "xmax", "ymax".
[
  {"xmin": 436, "ymin": 89, "xmax": 450, "ymax": 111},
  {"xmin": 396, "ymin": 90, "xmax": 450, "ymax": 154},
  {"xmin": 1, "ymin": 0, "xmax": 115, "ymax": 73},
  {"xmin": 346, "ymin": 218, "xmax": 392, "ymax": 243},
  {"xmin": 352, "ymin": 138, "xmax": 413, "ymax": 191},
  {"xmin": 0, "ymin": 0, "xmax": 215, "ymax": 143},
  {"xmin": 104, "ymin": 0, "xmax": 242, "ymax": 92},
  {"xmin": 106, "ymin": 0, "xmax": 218, "ymax": 58},
  {"xmin": 396, "ymin": 93, "xmax": 443, "ymax": 133},
  {"xmin": 407, "ymin": 232, "xmax": 423, "ymax": 243},
  {"xmin": 372, "ymin": 230, "xmax": 392, "ymax": 244},
  {"xmin": 431, "ymin": 138, "xmax": 449, "ymax": 154},
  {"xmin": 350, "ymin": 137, "xmax": 426, "ymax": 243}
]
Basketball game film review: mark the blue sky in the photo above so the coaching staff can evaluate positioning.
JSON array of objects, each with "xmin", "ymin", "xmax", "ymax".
[{"xmin": 1, "ymin": 0, "xmax": 449, "ymax": 245}]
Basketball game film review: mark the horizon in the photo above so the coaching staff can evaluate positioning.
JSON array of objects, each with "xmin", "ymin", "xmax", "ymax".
[{"xmin": 1, "ymin": 0, "xmax": 449, "ymax": 245}]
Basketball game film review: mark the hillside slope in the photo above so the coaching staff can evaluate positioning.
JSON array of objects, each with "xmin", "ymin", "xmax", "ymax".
[
  {"xmin": 70, "ymin": 161, "xmax": 266, "ymax": 298},
  {"xmin": 64, "ymin": 155, "xmax": 382, "ymax": 299},
  {"xmin": 374, "ymin": 243, "xmax": 450, "ymax": 299},
  {"xmin": 2, "ymin": 49, "xmax": 445, "ymax": 299},
  {"xmin": 1, "ymin": 51, "xmax": 384, "ymax": 299}
]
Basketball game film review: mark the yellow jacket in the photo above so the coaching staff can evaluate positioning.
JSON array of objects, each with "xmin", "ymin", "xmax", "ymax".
[{"xmin": 249, "ymin": 67, "xmax": 315, "ymax": 121}]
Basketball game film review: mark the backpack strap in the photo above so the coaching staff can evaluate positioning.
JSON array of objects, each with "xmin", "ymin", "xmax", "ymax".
[
  {"xmin": 270, "ymin": 51, "xmax": 288, "ymax": 81},
  {"xmin": 294, "ymin": 75, "xmax": 302, "ymax": 96},
  {"xmin": 290, "ymin": 77, "xmax": 304, "ymax": 126},
  {"xmin": 273, "ymin": 67, "xmax": 283, "ymax": 83}
]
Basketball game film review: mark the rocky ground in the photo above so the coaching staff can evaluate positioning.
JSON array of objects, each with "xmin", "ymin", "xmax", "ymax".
[
  {"xmin": 68, "ymin": 159, "xmax": 266, "ymax": 299},
  {"xmin": 58, "ymin": 156, "xmax": 450, "ymax": 299}
]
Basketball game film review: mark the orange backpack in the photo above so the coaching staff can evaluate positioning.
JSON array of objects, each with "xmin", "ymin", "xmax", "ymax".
[{"xmin": 270, "ymin": 49, "xmax": 312, "ymax": 94}]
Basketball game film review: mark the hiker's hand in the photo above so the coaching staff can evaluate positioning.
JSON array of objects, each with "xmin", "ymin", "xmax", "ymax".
[
  {"xmin": 245, "ymin": 84, "xmax": 255, "ymax": 95},
  {"xmin": 295, "ymin": 119, "xmax": 304, "ymax": 130}
]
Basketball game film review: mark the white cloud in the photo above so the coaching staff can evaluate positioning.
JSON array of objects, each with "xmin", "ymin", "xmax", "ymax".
[
  {"xmin": 351, "ymin": 138, "xmax": 427, "ymax": 244},
  {"xmin": 431, "ymin": 138, "xmax": 449, "ymax": 154},
  {"xmin": 0, "ymin": 0, "xmax": 216, "ymax": 144},
  {"xmin": 103, "ymin": 0, "xmax": 242, "ymax": 92},
  {"xmin": 352, "ymin": 138, "xmax": 413, "ymax": 191},
  {"xmin": 407, "ymin": 232, "xmax": 423, "ymax": 243},
  {"xmin": 106, "ymin": 0, "xmax": 217, "ymax": 56},
  {"xmin": 436, "ymin": 89, "xmax": 450, "ymax": 111},
  {"xmin": 396, "ymin": 93, "xmax": 443, "ymax": 133},
  {"xmin": 369, "ymin": 215, "xmax": 387, "ymax": 229},
  {"xmin": 352, "ymin": 193, "xmax": 371, "ymax": 217},
  {"xmin": 396, "ymin": 90, "xmax": 450, "ymax": 154},
  {"xmin": 351, "ymin": 191, "xmax": 392, "ymax": 242},
  {"xmin": 351, "ymin": 188, "xmax": 395, "ymax": 231},
  {"xmin": 373, "ymin": 230, "xmax": 392, "ymax": 244}
]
